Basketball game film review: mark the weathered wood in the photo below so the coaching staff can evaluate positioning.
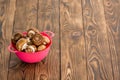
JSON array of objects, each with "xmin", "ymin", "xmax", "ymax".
[
  {"xmin": 0, "ymin": 0, "xmax": 16, "ymax": 80},
  {"xmin": 34, "ymin": 0, "xmax": 60, "ymax": 80},
  {"xmin": 0, "ymin": 0, "xmax": 120, "ymax": 80},
  {"xmin": 8, "ymin": 0, "xmax": 37, "ymax": 80},
  {"xmin": 103, "ymin": 0, "xmax": 120, "ymax": 79},
  {"xmin": 35, "ymin": 0, "xmax": 60, "ymax": 80},
  {"xmin": 60, "ymin": 0, "xmax": 87, "ymax": 80},
  {"xmin": 82, "ymin": 0, "xmax": 114, "ymax": 80}
]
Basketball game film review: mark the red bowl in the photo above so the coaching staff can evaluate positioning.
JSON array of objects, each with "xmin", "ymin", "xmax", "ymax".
[{"xmin": 8, "ymin": 31, "xmax": 54, "ymax": 63}]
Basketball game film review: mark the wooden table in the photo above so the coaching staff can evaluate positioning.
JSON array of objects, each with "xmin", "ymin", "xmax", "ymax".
[{"xmin": 0, "ymin": 0, "xmax": 120, "ymax": 80}]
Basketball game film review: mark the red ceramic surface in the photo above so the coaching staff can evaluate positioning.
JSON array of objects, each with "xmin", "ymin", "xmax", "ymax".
[{"xmin": 8, "ymin": 31, "xmax": 54, "ymax": 63}]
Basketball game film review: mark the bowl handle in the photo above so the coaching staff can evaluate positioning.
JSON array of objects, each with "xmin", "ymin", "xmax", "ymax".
[
  {"xmin": 8, "ymin": 44, "xmax": 18, "ymax": 53},
  {"xmin": 43, "ymin": 31, "xmax": 55, "ymax": 38}
]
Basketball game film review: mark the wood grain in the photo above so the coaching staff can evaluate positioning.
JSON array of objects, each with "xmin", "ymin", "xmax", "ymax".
[
  {"xmin": 0, "ymin": 0, "xmax": 16, "ymax": 80},
  {"xmin": 82, "ymin": 0, "xmax": 114, "ymax": 80},
  {"xmin": 103, "ymin": 0, "xmax": 120, "ymax": 79},
  {"xmin": 0, "ymin": 0, "xmax": 120, "ymax": 80},
  {"xmin": 60, "ymin": 0, "xmax": 87, "ymax": 80},
  {"xmin": 8, "ymin": 0, "xmax": 37, "ymax": 80},
  {"xmin": 35, "ymin": 0, "xmax": 60, "ymax": 80}
]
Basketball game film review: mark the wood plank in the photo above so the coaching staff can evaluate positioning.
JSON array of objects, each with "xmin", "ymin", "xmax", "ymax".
[
  {"xmin": 35, "ymin": 0, "xmax": 60, "ymax": 80},
  {"xmin": 8, "ymin": 0, "xmax": 37, "ymax": 80},
  {"xmin": 0, "ymin": 0, "xmax": 16, "ymax": 80},
  {"xmin": 60, "ymin": 0, "xmax": 87, "ymax": 80},
  {"xmin": 103, "ymin": 0, "xmax": 120, "ymax": 80},
  {"xmin": 82, "ymin": 0, "xmax": 114, "ymax": 80}
]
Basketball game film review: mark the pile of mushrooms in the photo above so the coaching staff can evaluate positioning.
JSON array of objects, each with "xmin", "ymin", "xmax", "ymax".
[{"xmin": 11, "ymin": 28, "xmax": 50, "ymax": 53}]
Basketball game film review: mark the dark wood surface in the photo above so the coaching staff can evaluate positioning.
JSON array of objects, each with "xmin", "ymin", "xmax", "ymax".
[{"xmin": 0, "ymin": 0, "xmax": 120, "ymax": 80}]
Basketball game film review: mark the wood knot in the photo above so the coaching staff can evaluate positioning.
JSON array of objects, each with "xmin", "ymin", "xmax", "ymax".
[
  {"xmin": 71, "ymin": 31, "xmax": 82, "ymax": 40},
  {"xmin": 40, "ymin": 74, "xmax": 47, "ymax": 80},
  {"xmin": 105, "ymin": 0, "xmax": 111, "ymax": 6},
  {"xmin": 87, "ymin": 26, "xmax": 97, "ymax": 36}
]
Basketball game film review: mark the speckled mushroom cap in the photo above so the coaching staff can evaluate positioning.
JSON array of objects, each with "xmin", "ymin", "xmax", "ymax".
[
  {"xmin": 42, "ymin": 36, "xmax": 50, "ymax": 45},
  {"xmin": 16, "ymin": 38, "xmax": 28, "ymax": 51},
  {"xmin": 11, "ymin": 33, "xmax": 23, "ymax": 45},
  {"xmin": 31, "ymin": 33, "xmax": 44, "ymax": 46},
  {"xmin": 25, "ymin": 45, "xmax": 37, "ymax": 53},
  {"xmin": 27, "ymin": 28, "xmax": 39, "ymax": 39},
  {"xmin": 38, "ymin": 45, "xmax": 46, "ymax": 51}
]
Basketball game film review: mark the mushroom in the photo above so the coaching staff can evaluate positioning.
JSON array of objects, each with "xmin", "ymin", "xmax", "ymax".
[
  {"xmin": 16, "ymin": 38, "xmax": 28, "ymax": 51},
  {"xmin": 11, "ymin": 33, "xmax": 23, "ymax": 44},
  {"xmin": 25, "ymin": 45, "xmax": 37, "ymax": 53},
  {"xmin": 31, "ymin": 33, "xmax": 44, "ymax": 46},
  {"xmin": 43, "ymin": 36, "xmax": 50, "ymax": 45},
  {"xmin": 27, "ymin": 28, "xmax": 39, "ymax": 38},
  {"xmin": 26, "ymin": 37, "xmax": 33, "ymax": 45},
  {"xmin": 38, "ymin": 45, "xmax": 46, "ymax": 51}
]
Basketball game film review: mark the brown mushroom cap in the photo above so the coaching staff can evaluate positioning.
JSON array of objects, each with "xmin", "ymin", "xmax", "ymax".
[
  {"xmin": 16, "ymin": 38, "xmax": 28, "ymax": 51},
  {"xmin": 25, "ymin": 45, "xmax": 37, "ymax": 53},
  {"xmin": 32, "ymin": 33, "xmax": 44, "ymax": 46},
  {"xmin": 27, "ymin": 28, "xmax": 39, "ymax": 38},
  {"xmin": 43, "ymin": 36, "xmax": 50, "ymax": 45},
  {"xmin": 38, "ymin": 45, "xmax": 46, "ymax": 51},
  {"xmin": 11, "ymin": 33, "xmax": 23, "ymax": 44}
]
